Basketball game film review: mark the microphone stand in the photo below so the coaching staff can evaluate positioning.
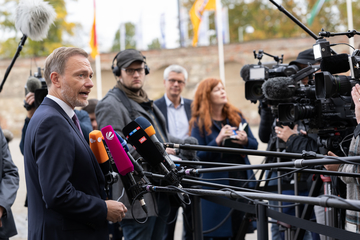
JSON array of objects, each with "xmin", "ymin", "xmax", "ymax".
[
  {"xmin": 0, "ymin": 35, "xmax": 27, "ymax": 92},
  {"xmin": 165, "ymin": 143, "xmax": 325, "ymax": 159}
]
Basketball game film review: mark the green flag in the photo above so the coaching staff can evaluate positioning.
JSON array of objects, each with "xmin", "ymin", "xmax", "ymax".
[{"xmin": 308, "ymin": 0, "xmax": 327, "ymax": 26}]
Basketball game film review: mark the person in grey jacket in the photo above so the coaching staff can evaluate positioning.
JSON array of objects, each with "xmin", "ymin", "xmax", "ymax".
[
  {"xmin": 0, "ymin": 126, "xmax": 19, "ymax": 239},
  {"xmin": 96, "ymin": 49, "xmax": 184, "ymax": 240}
]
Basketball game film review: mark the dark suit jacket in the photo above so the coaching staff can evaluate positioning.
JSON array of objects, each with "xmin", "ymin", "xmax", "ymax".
[
  {"xmin": 0, "ymin": 128, "xmax": 19, "ymax": 238},
  {"xmin": 24, "ymin": 97, "xmax": 108, "ymax": 240},
  {"xmin": 154, "ymin": 95, "xmax": 192, "ymax": 131}
]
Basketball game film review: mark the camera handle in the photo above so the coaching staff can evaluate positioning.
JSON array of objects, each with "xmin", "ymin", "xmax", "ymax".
[
  {"xmin": 253, "ymin": 49, "xmax": 284, "ymax": 64},
  {"xmin": 319, "ymin": 29, "xmax": 360, "ymax": 39}
]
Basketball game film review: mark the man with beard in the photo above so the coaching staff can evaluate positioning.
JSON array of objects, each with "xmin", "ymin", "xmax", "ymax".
[
  {"xmin": 24, "ymin": 47, "xmax": 127, "ymax": 240},
  {"xmin": 96, "ymin": 49, "xmax": 183, "ymax": 240}
]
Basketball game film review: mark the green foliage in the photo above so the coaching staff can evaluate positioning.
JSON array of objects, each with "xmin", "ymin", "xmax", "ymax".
[
  {"xmin": 147, "ymin": 38, "xmax": 161, "ymax": 50},
  {"xmin": 0, "ymin": 0, "xmax": 79, "ymax": 58},
  {"xmin": 111, "ymin": 22, "xmax": 136, "ymax": 52},
  {"xmin": 182, "ymin": 0, "xmax": 360, "ymax": 45}
]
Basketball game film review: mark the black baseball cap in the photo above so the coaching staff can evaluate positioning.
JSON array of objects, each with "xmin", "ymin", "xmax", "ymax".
[
  {"xmin": 289, "ymin": 49, "xmax": 318, "ymax": 66},
  {"xmin": 116, "ymin": 49, "xmax": 145, "ymax": 69}
]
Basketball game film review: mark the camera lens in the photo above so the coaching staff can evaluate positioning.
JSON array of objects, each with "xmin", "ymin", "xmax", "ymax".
[{"xmin": 245, "ymin": 80, "xmax": 264, "ymax": 101}]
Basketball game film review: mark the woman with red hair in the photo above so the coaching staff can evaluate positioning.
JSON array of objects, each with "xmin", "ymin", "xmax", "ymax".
[{"xmin": 189, "ymin": 78, "xmax": 258, "ymax": 239}]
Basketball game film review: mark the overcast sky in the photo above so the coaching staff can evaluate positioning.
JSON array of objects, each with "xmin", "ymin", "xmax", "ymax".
[{"xmin": 66, "ymin": 0, "xmax": 181, "ymax": 52}]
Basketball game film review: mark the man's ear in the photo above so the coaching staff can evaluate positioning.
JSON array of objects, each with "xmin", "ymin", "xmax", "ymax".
[{"xmin": 50, "ymin": 72, "xmax": 61, "ymax": 88}]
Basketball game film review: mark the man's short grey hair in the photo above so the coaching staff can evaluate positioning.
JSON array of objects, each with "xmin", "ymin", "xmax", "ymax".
[
  {"xmin": 44, "ymin": 47, "xmax": 88, "ymax": 87},
  {"xmin": 163, "ymin": 65, "xmax": 188, "ymax": 82}
]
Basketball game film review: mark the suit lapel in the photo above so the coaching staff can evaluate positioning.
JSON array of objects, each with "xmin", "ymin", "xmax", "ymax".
[{"xmin": 43, "ymin": 98, "xmax": 105, "ymax": 185}]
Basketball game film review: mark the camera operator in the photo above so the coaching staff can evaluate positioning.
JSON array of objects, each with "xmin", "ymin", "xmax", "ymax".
[
  {"xmin": 324, "ymin": 84, "xmax": 360, "ymax": 234},
  {"xmin": 259, "ymin": 49, "xmax": 319, "ymax": 240}
]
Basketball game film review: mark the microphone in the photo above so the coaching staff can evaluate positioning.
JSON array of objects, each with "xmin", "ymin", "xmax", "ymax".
[
  {"xmin": 262, "ymin": 76, "xmax": 296, "ymax": 100},
  {"xmin": 89, "ymin": 130, "xmax": 119, "ymax": 198},
  {"xmin": 320, "ymin": 54, "xmax": 350, "ymax": 75},
  {"xmin": 134, "ymin": 117, "xmax": 177, "ymax": 171},
  {"xmin": 123, "ymin": 118, "xmax": 189, "ymax": 204},
  {"xmin": 101, "ymin": 125, "xmax": 147, "ymax": 213},
  {"xmin": 89, "ymin": 130, "xmax": 110, "ymax": 174},
  {"xmin": 15, "ymin": 0, "xmax": 56, "ymax": 41},
  {"xmin": 26, "ymin": 76, "xmax": 42, "ymax": 93},
  {"xmin": 113, "ymin": 131, "xmax": 150, "ymax": 182},
  {"xmin": 1, "ymin": 0, "xmax": 56, "ymax": 92}
]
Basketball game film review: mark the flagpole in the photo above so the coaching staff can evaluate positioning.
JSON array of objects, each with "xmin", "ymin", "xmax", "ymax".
[
  {"xmin": 216, "ymin": 0, "xmax": 225, "ymax": 85},
  {"xmin": 346, "ymin": 0, "xmax": 354, "ymax": 54},
  {"xmin": 95, "ymin": 55, "xmax": 102, "ymax": 99}
]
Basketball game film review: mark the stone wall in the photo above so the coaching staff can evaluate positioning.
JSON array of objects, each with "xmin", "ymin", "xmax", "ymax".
[{"xmin": 0, "ymin": 36, "xmax": 354, "ymax": 136}]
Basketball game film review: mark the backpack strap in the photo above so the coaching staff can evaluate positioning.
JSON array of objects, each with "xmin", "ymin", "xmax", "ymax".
[{"xmin": 111, "ymin": 87, "xmax": 136, "ymax": 121}]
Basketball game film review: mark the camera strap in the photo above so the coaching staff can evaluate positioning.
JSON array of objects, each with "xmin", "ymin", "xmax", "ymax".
[
  {"xmin": 111, "ymin": 87, "xmax": 136, "ymax": 121},
  {"xmin": 292, "ymin": 65, "xmax": 317, "ymax": 82}
]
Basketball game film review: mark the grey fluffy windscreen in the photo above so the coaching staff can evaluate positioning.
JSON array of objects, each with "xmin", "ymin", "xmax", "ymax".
[
  {"xmin": 15, "ymin": 0, "xmax": 56, "ymax": 41},
  {"xmin": 262, "ymin": 77, "xmax": 296, "ymax": 100}
]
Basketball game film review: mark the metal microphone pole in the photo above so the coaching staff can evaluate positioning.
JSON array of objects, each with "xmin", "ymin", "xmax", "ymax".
[{"xmin": 0, "ymin": 35, "xmax": 27, "ymax": 92}]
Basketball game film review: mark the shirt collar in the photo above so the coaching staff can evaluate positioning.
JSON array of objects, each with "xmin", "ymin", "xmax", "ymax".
[
  {"xmin": 46, "ymin": 95, "xmax": 75, "ymax": 119},
  {"xmin": 164, "ymin": 93, "xmax": 184, "ymax": 107}
]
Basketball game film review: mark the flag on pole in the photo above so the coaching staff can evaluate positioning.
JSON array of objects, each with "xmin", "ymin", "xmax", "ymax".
[
  {"xmin": 307, "ymin": 0, "xmax": 328, "ymax": 26},
  {"xmin": 189, "ymin": 0, "xmax": 216, "ymax": 47},
  {"xmin": 89, "ymin": 0, "xmax": 98, "ymax": 59}
]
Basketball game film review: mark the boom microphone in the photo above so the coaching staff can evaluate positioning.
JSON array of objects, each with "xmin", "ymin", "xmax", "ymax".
[
  {"xmin": 15, "ymin": 0, "xmax": 56, "ymax": 41},
  {"xmin": 0, "ymin": 0, "xmax": 56, "ymax": 92},
  {"xmin": 262, "ymin": 76, "xmax": 296, "ymax": 100},
  {"xmin": 101, "ymin": 125, "xmax": 147, "ymax": 213}
]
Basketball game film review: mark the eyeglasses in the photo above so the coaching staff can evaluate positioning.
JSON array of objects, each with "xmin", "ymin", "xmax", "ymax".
[
  {"xmin": 168, "ymin": 79, "xmax": 185, "ymax": 85},
  {"xmin": 122, "ymin": 68, "xmax": 145, "ymax": 75}
]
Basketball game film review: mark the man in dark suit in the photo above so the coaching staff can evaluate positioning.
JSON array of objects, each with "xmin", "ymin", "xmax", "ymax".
[
  {"xmin": 24, "ymin": 47, "xmax": 127, "ymax": 240},
  {"xmin": 154, "ymin": 64, "xmax": 193, "ymax": 240},
  {"xmin": 155, "ymin": 65, "xmax": 191, "ymax": 138},
  {"xmin": 0, "ymin": 127, "xmax": 19, "ymax": 240}
]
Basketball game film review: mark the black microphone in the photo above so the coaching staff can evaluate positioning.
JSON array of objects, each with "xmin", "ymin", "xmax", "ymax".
[
  {"xmin": 262, "ymin": 76, "xmax": 296, "ymax": 100},
  {"xmin": 320, "ymin": 54, "xmax": 350, "ymax": 74},
  {"xmin": 134, "ymin": 117, "xmax": 177, "ymax": 171},
  {"xmin": 1, "ymin": 0, "xmax": 56, "ymax": 92},
  {"xmin": 114, "ymin": 131, "xmax": 151, "ymax": 184},
  {"xmin": 123, "ymin": 117, "xmax": 190, "ymax": 203},
  {"xmin": 101, "ymin": 126, "xmax": 148, "ymax": 213}
]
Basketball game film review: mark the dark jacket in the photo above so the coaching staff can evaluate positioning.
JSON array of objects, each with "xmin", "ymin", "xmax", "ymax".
[
  {"xmin": 0, "ymin": 128, "xmax": 19, "ymax": 238},
  {"xmin": 96, "ymin": 88, "xmax": 184, "ymax": 219},
  {"xmin": 24, "ymin": 98, "xmax": 108, "ymax": 240},
  {"xmin": 191, "ymin": 116, "xmax": 258, "ymax": 237},
  {"xmin": 154, "ymin": 95, "xmax": 192, "ymax": 131}
]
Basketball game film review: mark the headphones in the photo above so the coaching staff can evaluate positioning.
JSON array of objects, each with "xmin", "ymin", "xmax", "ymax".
[{"xmin": 111, "ymin": 50, "xmax": 150, "ymax": 77}]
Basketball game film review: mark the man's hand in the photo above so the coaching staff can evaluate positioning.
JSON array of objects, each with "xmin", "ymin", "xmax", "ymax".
[
  {"xmin": 324, "ymin": 151, "xmax": 340, "ymax": 171},
  {"xmin": 165, "ymin": 148, "xmax": 176, "ymax": 155},
  {"xmin": 105, "ymin": 200, "xmax": 127, "ymax": 223},
  {"xmin": 351, "ymin": 84, "xmax": 360, "ymax": 124},
  {"xmin": 0, "ymin": 206, "xmax": 5, "ymax": 227},
  {"xmin": 25, "ymin": 92, "xmax": 36, "ymax": 118},
  {"xmin": 275, "ymin": 124, "xmax": 298, "ymax": 142}
]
